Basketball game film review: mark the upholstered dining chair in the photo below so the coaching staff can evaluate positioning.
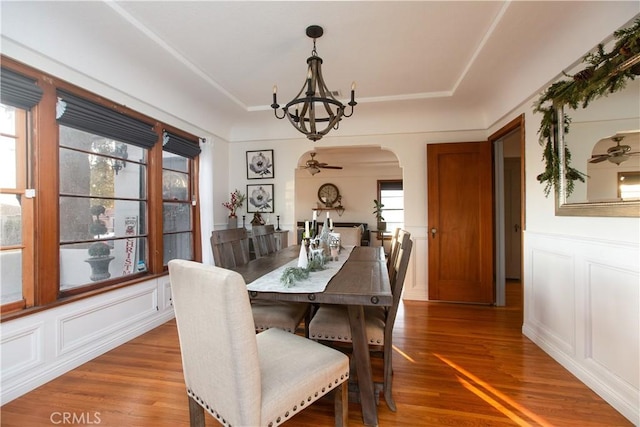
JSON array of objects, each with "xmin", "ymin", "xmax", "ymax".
[
  {"xmin": 210, "ymin": 228, "xmax": 310, "ymax": 335},
  {"xmin": 168, "ymin": 260, "xmax": 349, "ymax": 427},
  {"xmin": 251, "ymin": 224, "xmax": 278, "ymax": 258},
  {"xmin": 308, "ymin": 231, "xmax": 413, "ymax": 412}
]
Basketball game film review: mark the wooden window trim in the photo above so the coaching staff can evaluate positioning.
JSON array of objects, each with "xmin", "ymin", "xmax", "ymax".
[{"xmin": 0, "ymin": 56, "xmax": 202, "ymax": 319}]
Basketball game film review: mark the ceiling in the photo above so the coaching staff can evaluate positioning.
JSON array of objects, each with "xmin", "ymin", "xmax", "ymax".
[{"xmin": 1, "ymin": 1, "xmax": 638, "ymax": 142}]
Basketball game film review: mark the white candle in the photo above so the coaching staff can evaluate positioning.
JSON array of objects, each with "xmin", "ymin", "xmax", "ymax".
[
  {"xmin": 329, "ymin": 218, "xmax": 333, "ymax": 229},
  {"xmin": 312, "ymin": 211, "xmax": 317, "ymax": 221},
  {"xmin": 326, "ymin": 211, "xmax": 330, "ymax": 219},
  {"xmin": 305, "ymin": 221, "xmax": 310, "ymax": 237}
]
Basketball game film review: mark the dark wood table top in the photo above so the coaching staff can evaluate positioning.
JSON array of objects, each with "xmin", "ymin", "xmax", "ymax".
[{"xmin": 234, "ymin": 245, "xmax": 392, "ymax": 307}]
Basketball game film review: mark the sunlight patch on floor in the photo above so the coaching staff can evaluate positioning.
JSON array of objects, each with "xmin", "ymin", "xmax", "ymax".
[
  {"xmin": 434, "ymin": 353, "xmax": 554, "ymax": 427},
  {"xmin": 393, "ymin": 344, "xmax": 416, "ymax": 363}
]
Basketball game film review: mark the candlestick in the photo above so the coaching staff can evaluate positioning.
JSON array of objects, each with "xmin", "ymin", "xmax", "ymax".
[{"xmin": 276, "ymin": 215, "xmax": 281, "ymax": 231}]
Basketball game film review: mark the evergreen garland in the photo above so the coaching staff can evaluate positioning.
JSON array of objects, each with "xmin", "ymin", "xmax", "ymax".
[
  {"xmin": 535, "ymin": 18, "xmax": 640, "ymax": 196},
  {"xmin": 280, "ymin": 253, "xmax": 328, "ymax": 287}
]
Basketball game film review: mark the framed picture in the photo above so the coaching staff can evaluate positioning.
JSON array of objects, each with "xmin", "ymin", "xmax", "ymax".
[
  {"xmin": 247, "ymin": 184, "xmax": 274, "ymax": 213},
  {"xmin": 246, "ymin": 149, "xmax": 274, "ymax": 179}
]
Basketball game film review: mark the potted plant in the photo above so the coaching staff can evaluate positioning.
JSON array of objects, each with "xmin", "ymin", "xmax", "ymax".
[
  {"xmin": 373, "ymin": 199, "xmax": 386, "ymax": 231},
  {"xmin": 85, "ymin": 204, "xmax": 114, "ymax": 281},
  {"xmin": 222, "ymin": 189, "xmax": 246, "ymax": 228}
]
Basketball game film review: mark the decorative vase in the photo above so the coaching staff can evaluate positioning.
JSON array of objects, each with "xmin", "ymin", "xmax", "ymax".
[
  {"xmin": 228, "ymin": 215, "xmax": 238, "ymax": 228},
  {"xmin": 85, "ymin": 256, "xmax": 115, "ymax": 281}
]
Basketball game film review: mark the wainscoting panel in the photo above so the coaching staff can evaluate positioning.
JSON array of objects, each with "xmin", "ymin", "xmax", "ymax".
[
  {"xmin": 0, "ymin": 322, "xmax": 43, "ymax": 383},
  {"xmin": 586, "ymin": 262, "xmax": 639, "ymax": 389},
  {"xmin": 57, "ymin": 286, "xmax": 159, "ymax": 356},
  {"xmin": 529, "ymin": 248, "xmax": 575, "ymax": 355},
  {"xmin": 524, "ymin": 231, "xmax": 639, "ymax": 424},
  {"xmin": 1, "ymin": 278, "xmax": 175, "ymax": 405}
]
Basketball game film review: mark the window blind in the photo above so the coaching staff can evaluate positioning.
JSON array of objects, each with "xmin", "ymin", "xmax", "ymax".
[
  {"xmin": 1, "ymin": 68, "xmax": 43, "ymax": 109},
  {"xmin": 162, "ymin": 130, "xmax": 201, "ymax": 158},
  {"xmin": 56, "ymin": 90, "xmax": 158, "ymax": 149},
  {"xmin": 380, "ymin": 181, "xmax": 403, "ymax": 191}
]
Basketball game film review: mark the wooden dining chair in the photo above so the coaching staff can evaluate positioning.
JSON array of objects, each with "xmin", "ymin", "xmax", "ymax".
[
  {"xmin": 168, "ymin": 260, "xmax": 349, "ymax": 427},
  {"xmin": 308, "ymin": 231, "xmax": 413, "ymax": 412},
  {"xmin": 211, "ymin": 228, "xmax": 310, "ymax": 335},
  {"xmin": 251, "ymin": 224, "xmax": 278, "ymax": 258},
  {"xmin": 210, "ymin": 228, "xmax": 250, "ymax": 269},
  {"xmin": 386, "ymin": 228, "xmax": 401, "ymax": 268}
]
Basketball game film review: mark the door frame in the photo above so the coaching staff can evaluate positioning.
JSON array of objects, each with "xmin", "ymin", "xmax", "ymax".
[{"xmin": 489, "ymin": 114, "xmax": 525, "ymax": 307}]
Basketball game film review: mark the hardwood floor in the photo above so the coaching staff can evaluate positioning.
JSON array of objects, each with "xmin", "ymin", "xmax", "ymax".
[{"xmin": 1, "ymin": 282, "xmax": 632, "ymax": 426}]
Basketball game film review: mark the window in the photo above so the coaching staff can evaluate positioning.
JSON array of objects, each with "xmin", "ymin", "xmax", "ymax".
[
  {"xmin": 59, "ymin": 125, "xmax": 149, "ymax": 291},
  {"xmin": 0, "ymin": 67, "xmax": 42, "ymax": 312},
  {"xmin": 162, "ymin": 130, "xmax": 201, "ymax": 266},
  {"xmin": 377, "ymin": 180, "xmax": 404, "ymax": 237},
  {"xmin": 0, "ymin": 60, "xmax": 201, "ymax": 315},
  {"xmin": 1, "ymin": 104, "xmax": 32, "ymax": 309}
]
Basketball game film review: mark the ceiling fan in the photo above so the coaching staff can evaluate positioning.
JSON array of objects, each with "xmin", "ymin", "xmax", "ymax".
[
  {"xmin": 302, "ymin": 152, "xmax": 343, "ymax": 175},
  {"xmin": 589, "ymin": 134, "xmax": 640, "ymax": 165}
]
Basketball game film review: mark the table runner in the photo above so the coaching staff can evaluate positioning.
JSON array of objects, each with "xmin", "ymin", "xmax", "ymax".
[{"xmin": 246, "ymin": 246, "xmax": 355, "ymax": 293}]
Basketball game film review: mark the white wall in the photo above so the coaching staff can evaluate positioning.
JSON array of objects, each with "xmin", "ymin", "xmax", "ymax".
[{"xmin": 489, "ymin": 95, "xmax": 639, "ymax": 424}]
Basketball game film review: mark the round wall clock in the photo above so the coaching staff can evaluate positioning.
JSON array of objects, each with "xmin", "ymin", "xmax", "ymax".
[{"xmin": 317, "ymin": 183, "xmax": 340, "ymax": 207}]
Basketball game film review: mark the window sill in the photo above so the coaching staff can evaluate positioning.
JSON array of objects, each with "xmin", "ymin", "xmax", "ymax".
[{"xmin": 1, "ymin": 271, "xmax": 169, "ymax": 323}]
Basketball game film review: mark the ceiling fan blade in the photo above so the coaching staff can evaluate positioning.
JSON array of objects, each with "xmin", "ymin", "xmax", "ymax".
[
  {"xmin": 589, "ymin": 155, "xmax": 609, "ymax": 163},
  {"xmin": 319, "ymin": 165, "xmax": 343, "ymax": 169}
]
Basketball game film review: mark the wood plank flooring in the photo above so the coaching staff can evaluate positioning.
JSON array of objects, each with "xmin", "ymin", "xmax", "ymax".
[{"xmin": 1, "ymin": 282, "xmax": 632, "ymax": 426}]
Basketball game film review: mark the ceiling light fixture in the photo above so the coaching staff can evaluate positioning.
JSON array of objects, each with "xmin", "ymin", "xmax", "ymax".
[{"xmin": 271, "ymin": 25, "xmax": 356, "ymax": 142}]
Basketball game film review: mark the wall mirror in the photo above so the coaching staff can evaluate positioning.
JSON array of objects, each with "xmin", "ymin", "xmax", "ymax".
[
  {"xmin": 555, "ymin": 78, "xmax": 640, "ymax": 217},
  {"xmin": 543, "ymin": 18, "xmax": 640, "ymax": 217}
]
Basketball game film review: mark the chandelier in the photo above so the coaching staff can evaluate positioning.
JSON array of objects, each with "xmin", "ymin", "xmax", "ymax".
[{"xmin": 271, "ymin": 25, "xmax": 356, "ymax": 141}]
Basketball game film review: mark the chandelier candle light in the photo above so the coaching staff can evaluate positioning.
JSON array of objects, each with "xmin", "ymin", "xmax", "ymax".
[{"xmin": 271, "ymin": 25, "xmax": 357, "ymax": 141}]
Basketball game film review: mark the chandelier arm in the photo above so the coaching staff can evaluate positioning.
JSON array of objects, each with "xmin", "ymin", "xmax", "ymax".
[
  {"xmin": 342, "ymin": 105, "xmax": 355, "ymax": 118},
  {"xmin": 273, "ymin": 108, "xmax": 285, "ymax": 120}
]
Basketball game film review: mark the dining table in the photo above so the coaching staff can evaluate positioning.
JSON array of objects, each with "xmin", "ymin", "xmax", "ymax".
[{"xmin": 231, "ymin": 244, "xmax": 392, "ymax": 427}]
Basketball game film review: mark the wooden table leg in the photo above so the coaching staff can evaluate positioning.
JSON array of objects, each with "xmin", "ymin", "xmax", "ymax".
[{"xmin": 347, "ymin": 304, "xmax": 378, "ymax": 426}]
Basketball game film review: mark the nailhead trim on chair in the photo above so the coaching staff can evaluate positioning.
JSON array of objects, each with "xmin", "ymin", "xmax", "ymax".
[
  {"xmin": 187, "ymin": 371, "xmax": 348, "ymax": 427},
  {"xmin": 255, "ymin": 325, "xmax": 296, "ymax": 333},
  {"xmin": 310, "ymin": 331, "xmax": 382, "ymax": 345}
]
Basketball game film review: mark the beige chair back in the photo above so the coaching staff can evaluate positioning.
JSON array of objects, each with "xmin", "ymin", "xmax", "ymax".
[
  {"xmin": 168, "ymin": 260, "xmax": 262, "ymax": 425},
  {"xmin": 251, "ymin": 224, "xmax": 277, "ymax": 258},
  {"xmin": 210, "ymin": 228, "xmax": 250, "ymax": 268},
  {"xmin": 168, "ymin": 259, "xmax": 349, "ymax": 426}
]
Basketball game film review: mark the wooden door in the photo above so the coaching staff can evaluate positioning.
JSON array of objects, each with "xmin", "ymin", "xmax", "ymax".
[
  {"xmin": 504, "ymin": 158, "xmax": 522, "ymax": 279},
  {"xmin": 427, "ymin": 142, "xmax": 494, "ymax": 303}
]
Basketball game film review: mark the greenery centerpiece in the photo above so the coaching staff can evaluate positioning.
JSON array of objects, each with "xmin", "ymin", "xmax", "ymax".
[{"xmin": 535, "ymin": 18, "xmax": 640, "ymax": 196}]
